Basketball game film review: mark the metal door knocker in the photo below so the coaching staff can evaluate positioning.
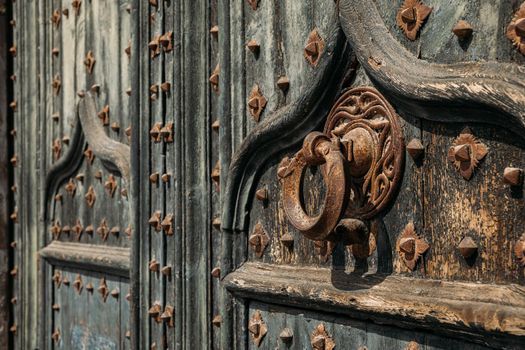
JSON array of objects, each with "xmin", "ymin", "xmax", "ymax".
[{"xmin": 278, "ymin": 87, "xmax": 404, "ymax": 243}]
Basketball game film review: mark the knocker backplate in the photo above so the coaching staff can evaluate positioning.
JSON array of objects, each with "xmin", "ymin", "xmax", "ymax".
[{"xmin": 323, "ymin": 87, "xmax": 405, "ymax": 220}]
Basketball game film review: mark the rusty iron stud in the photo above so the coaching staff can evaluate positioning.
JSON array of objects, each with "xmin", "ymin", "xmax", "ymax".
[
  {"xmin": 110, "ymin": 226, "xmax": 120, "ymax": 237},
  {"xmin": 246, "ymin": 39, "xmax": 260, "ymax": 55},
  {"xmin": 61, "ymin": 225, "xmax": 71, "ymax": 235},
  {"xmin": 126, "ymin": 88, "xmax": 132, "ymax": 96},
  {"xmin": 212, "ymin": 120, "xmax": 220, "ymax": 132},
  {"xmin": 9, "ymin": 19, "xmax": 15, "ymax": 27},
  {"xmin": 10, "ymin": 154, "xmax": 17, "ymax": 166},
  {"xmin": 503, "ymin": 167, "xmax": 523, "ymax": 186},
  {"xmin": 96, "ymin": 219, "xmax": 110, "ymax": 241},
  {"xmin": 161, "ymin": 265, "xmax": 172, "ymax": 276},
  {"xmin": 150, "ymin": 172, "xmax": 160, "ymax": 183},
  {"xmin": 125, "ymin": 226, "xmax": 132, "ymax": 237},
  {"xmin": 160, "ymin": 31, "xmax": 173, "ymax": 52},
  {"xmin": 148, "ymin": 302, "xmax": 162, "ymax": 323},
  {"xmin": 210, "ymin": 25, "xmax": 219, "ymax": 38},
  {"xmin": 149, "ymin": 211, "xmax": 162, "ymax": 231},
  {"xmin": 65, "ymin": 178, "xmax": 77, "ymax": 197},
  {"xmin": 160, "ymin": 122, "xmax": 174, "ymax": 143},
  {"xmin": 406, "ymin": 138, "xmax": 425, "ymax": 160},
  {"xmin": 212, "ymin": 217, "xmax": 221, "ymax": 231},
  {"xmin": 62, "ymin": 277, "xmax": 70, "ymax": 286},
  {"xmin": 72, "ymin": 0, "xmax": 82, "ymax": 16},
  {"xmin": 507, "ymin": 4, "xmax": 525, "ymax": 56},
  {"xmin": 396, "ymin": 0, "xmax": 432, "ymax": 41},
  {"xmin": 84, "ymin": 50, "xmax": 96, "ymax": 74},
  {"xmin": 161, "ymin": 82, "xmax": 171, "ymax": 93},
  {"xmin": 110, "ymin": 288, "xmax": 119, "ymax": 298},
  {"xmin": 62, "ymin": 136, "xmax": 70, "ymax": 144},
  {"xmin": 248, "ymin": 85, "xmax": 267, "ymax": 122},
  {"xmin": 98, "ymin": 105, "xmax": 110, "ymax": 126},
  {"xmin": 248, "ymin": 310, "xmax": 267, "ymax": 347},
  {"xmin": 73, "ymin": 220, "xmax": 83, "ymax": 240},
  {"xmin": 276, "ymin": 76, "xmax": 290, "ymax": 92},
  {"xmin": 52, "ymin": 47, "xmax": 60, "ymax": 57},
  {"xmin": 75, "ymin": 173, "xmax": 85, "ymax": 182},
  {"xmin": 304, "ymin": 28, "xmax": 325, "ymax": 67},
  {"xmin": 85, "ymin": 224, "xmax": 94, "ymax": 235},
  {"xmin": 85, "ymin": 186, "xmax": 96, "ymax": 208},
  {"xmin": 10, "ymin": 297, "xmax": 17, "ymax": 304},
  {"xmin": 9, "ymin": 100, "xmax": 17, "ymax": 111},
  {"xmin": 52, "ymin": 139, "xmax": 62, "ymax": 161},
  {"xmin": 255, "ymin": 187, "xmax": 268, "ymax": 203},
  {"xmin": 91, "ymin": 84, "xmax": 100, "ymax": 94},
  {"xmin": 52, "ymin": 303, "xmax": 60, "ymax": 311},
  {"xmin": 125, "ymin": 41, "xmax": 131, "ymax": 58},
  {"xmin": 406, "ymin": 341, "xmax": 420, "ymax": 350},
  {"xmin": 280, "ymin": 233, "xmax": 294, "ymax": 247},
  {"xmin": 448, "ymin": 128, "xmax": 488, "ymax": 180},
  {"xmin": 310, "ymin": 323, "xmax": 335, "ymax": 350},
  {"xmin": 514, "ymin": 233, "xmax": 525, "ymax": 266},
  {"xmin": 77, "ymin": 90, "xmax": 86, "ymax": 98},
  {"xmin": 98, "ymin": 278, "xmax": 109, "ymax": 302},
  {"xmin": 110, "ymin": 122, "xmax": 120, "ymax": 132},
  {"xmin": 279, "ymin": 328, "xmax": 293, "ymax": 343},
  {"xmin": 211, "ymin": 161, "xmax": 221, "ymax": 189},
  {"xmin": 50, "ymin": 221, "xmax": 62, "ymax": 240},
  {"xmin": 249, "ymin": 222, "xmax": 269, "ymax": 258},
  {"xmin": 125, "ymin": 126, "xmax": 132, "ymax": 142},
  {"xmin": 104, "ymin": 174, "xmax": 117, "ymax": 197},
  {"xmin": 453, "ymin": 20, "xmax": 473, "ymax": 39},
  {"xmin": 52, "ymin": 329, "xmax": 60, "ymax": 343},
  {"xmin": 160, "ymin": 305, "xmax": 174, "ymax": 327},
  {"xmin": 10, "ymin": 129, "xmax": 16, "ymax": 137},
  {"xmin": 209, "ymin": 65, "xmax": 220, "ymax": 93},
  {"xmin": 458, "ymin": 236, "xmax": 478, "ymax": 259},
  {"xmin": 94, "ymin": 170, "xmax": 103, "ymax": 180},
  {"xmin": 211, "ymin": 267, "xmax": 221, "ymax": 278},
  {"xmin": 161, "ymin": 173, "xmax": 171, "ymax": 183},
  {"xmin": 9, "ymin": 324, "xmax": 17, "ymax": 334},
  {"xmin": 10, "ymin": 241, "xmax": 16, "ymax": 248},
  {"xmin": 10, "ymin": 266, "xmax": 18, "ymax": 277},
  {"xmin": 396, "ymin": 222, "xmax": 429, "ymax": 271},
  {"xmin": 53, "ymin": 271, "xmax": 62, "ymax": 287},
  {"xmin": 150, "ymin": 84, "xmax": 159, "ymax": 94},
  {"xmin": 9, "ymin": 44, "xmax": 16, "ymax": 57},
  {"xmin": 11, "ymin": 185, "xmax": 17, "ymax": 193},
  {"xmin": 10, "ymin": 74, "xmax": 16, "ymax": 81},
  {"xmin": 126, "ymin": 292, "xmax": 131, "ymax": 301},
  {"xmin": 84, "ymin": 148, "xmax": 95, "ymax": 164},
  {"xmin": 161, "ymin": 214, "xmax": 174, "ymax": 235},
  {"xmin": 73, "ymin": 274, "xmax": 83, "ymax": 294},
  {"xmin": 63, "ymin": 8, "xmax": 69, "ymax": 17},
  {"xmin": 247, "ymin": 0, "xmax": 259, "ymax": 11},
  {"xmin": 212, "ymin": 315, "xmax": 222, "ymax": 327},
  {"xmin": 51, "ymin": 9, "xmax": 61, "ymax": 28},
  {"xmin": 52, "ymin": 75, "xmax": 61, "ymax": 95},
  {"xmin": 85, "ymin": 282, "xmax": 94, "ymax": 292},
  {"xmin": 148, "ymin": 35, "xmax": 161, "ymax": 58},
  {"xmin": 150, "ymin": 122, "xmax": 162, "ymax": 142}
]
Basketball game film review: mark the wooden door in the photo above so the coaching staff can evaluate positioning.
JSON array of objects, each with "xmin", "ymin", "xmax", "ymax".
[{"xmin": 6, "ymin": 1, "xmax": 133, "ymax": 349}]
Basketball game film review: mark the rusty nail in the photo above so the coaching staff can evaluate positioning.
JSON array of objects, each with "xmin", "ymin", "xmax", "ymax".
[
  {"xmin": 161, "ymin": 265, "xmax": 172, "ymax": 276},
  {"xmin": 9, "ymin": 100, "xmax": 17, "ymax": 111},
  {"xmin": 279, "ymin": 328, "xmax": 293, "ymax": 343},
  {"xmin": 310, "ymin": 324, "xmax": 334, "ymax": 350},
  {"xmin": 11, "ymin": 185, "xmax": 17, "ymax": 192},
  {"xmin": 84, "ymin": 148, "xmax": 95, "ymax": 164},
  {"xmin": 503, "ymin": 167, "xmax": 523, "ymax": 186},
  {"xmin": 161, "ymin": 305, "xmax": 174, "ymax": 327},
  {"xmin": 209, "ymin": 64, "xmax": 220, "ymax": 92},
  {"xmin": 50, "ymin": 221, "xmax": 62, "ymax": 239},
  {"xmin": 51, "ymin": 9, "xmax": 61, "ymax": 27},
  {"xmin": 91, "ymin": 84, "xmax": 100, "ymax": 94},
  {"xmin": 63, "ymin": 8, "xmax": 69, "ymax": 17},
  {"xmin": 249, "ymin": 311, "xmax": 267, "ymax": 346},
  {"xmin": 150, "ymin": 172, "xmax": 160, "ymax": 183},
  {"xmin": 212, "ymin": 217, "xmax": 221, "ymax": 230},
  {"xmin": 72, "ymin": 0, "xmax": 82, "ymax": 16},
  {"xmin": 249, "ymin": 222, "xmax": 269, "ymax": 258},
  {"xmin": 161, "ymin": 82, "xmax": 171, "ymax": 92},
  {"xmin": 73, "ymin": 220, "xmax": 83, "ymax": 240},
  {"xmin": 400, "ymin": 7, "xmax": 416, "ymax": 24},
  {"xmin": 10, "ymin": 19, "xmax": 15, "ymax": 27},
  {"xmin": 161, "ymin": 214, "xmax": 174, "ymax": 235},
  {"xmin": 10, "ymin": 297, "xmax": 17, "ymax": 304},
  {"xmin": 85, "ymin": 225, "xmax": 94, "ymax": 235},
  {"xmin": 10, "ymin": 210, "xmax": 17, "ymax": 222},
  {"xmin": 276, "ymin": 76, "xmax": 290, "ymax": 92},
  {"xmin": 75, "ymin": 173, "xmax": 85, "ymax": 182},
  {"xmin": 161, "ymin": 173, "xmax": 171, "ymax": 183},
  {"xmin": 150, "ymin": 122, "xmax": 162, "ymax": 142},
  {"xmin": 110, "ymin": 226, "xmax": 120, "ymax": 237},
  {"xmin": 84, "ymin": 50, "xmax": 96, "ymax": 74},
  {"xmin": 110, "ymin": 288, "xmax": 119, "ymax": 298},
  {"xmin": 98, "ymin": 105, "xmax": 110, "ymax": 126},
  {"xmin": 150, "ymin": 84, "xmax": 159, "ymax": 94},
  {"xmin": 280, "ymin": 233, "xmax": 294, "ymax": 247},
  {"xmin": 10, "ymin": 241, "xmax": 17, "ymax": 248},
  {"xmin": 52, "ymin": 329, "xmax": 60, "ymax": 343},
  {"xmin": 246, "ymin": 39, "xmax": 260, "ymax": 54},
  {"xmin": 211, "ymin": 161, "xmax": 220, "ymax": 187},
  {"xmin": 159, "ymin": 31, "xmax": 173, "ymax": 52},
  {"xmin": 85, "ymin": 282, "xmax": 94, "ymax": 292},
  {"xmin": 52, "ymin": 75, "xmax": 61, "ymax": 95},
  {"xmin": 9, "ymin": 324, "xmax": 17, "ymax": 334},
  {"xmin": 10, "ymin": 266, "xmax": 18, "ymax": 277},
  {"xmin": 148, "ymin": 35, "xmax": 161, "ymax": 58},
  {"xmin": 148, "ymin": 211, "xmax": 162, "ymax": 231},
  {"xmin": 148, "ymin": 302, "xmax": 162, "ymax": 323},
  {"xmin": 10, "ymin": 154, "xmax": 17, "ymax": 167},
  {"xmin": 210, "ymin": 25, "xmax": 219, "ymax": 38},
  {"xmin": 125, "ymin": 42, "xmax": 131, "ymax": 58},
  {"xmin": 62, "ymin": 136, "xmax": 70, "ymax": 144},
  {"xmin": 396, "ymin": 1, "xmax": 432, "ymax": 41},
  {"xmin": 212, "ymin": 120, "xmax": 220, "ymax": 132},
  {"xmin": 125, "ymin": 226, "xmax": 132, "ymax": 237},
  {"xmin": 396, "ymin": 222, "xmax": 429, "ymax": 271},
  {"xmin": 406, "ymin": 138, "xmax": 425, "ymax": 160},
  {"xmin": 452, "ymin": 20, "xmax": 473, "ymax": 39},
  {"xmin": 248, "ymin": 85, "xmax": 267, "ymax": 122},
  {"xmin": 65, "ymin": 178, "xmax": 76, "ymax": 196},
  {"xmin": 52, "ymin": 303, "xmax": 60, "ymax": 311},
  {"xmin": 458, "ymin": 236, "xmax": 477, "ymax": 259},
  {"xmin": 73, "ymin": 274, "xmax": 83, "ymax": 293},
  {"xmin": 96, "ymin": 219, "xmax": 109, "ymax": 241},
  {"xmin": 52, "ymin": 139, "xmax": 62, "ymax": 161},
  {"xmin": 211, "ymin": 267, "xmax": 221, "ymax": 278},
  {"xmin": 111, "ymin": 122, "xmax": 120, "ymax": 132},
  {"xmin": 304, "ymin": 29, "xmax": 325, "ymax": 66},
  {"xmin": 212, "ymin": 315, "xmax": 222, "ymax": 327},
  {"xmin": 98, "ymin": 278, "xmax": 109, "ymax": 301},
  {"xmin": 52, "ymin": 47, "xmax": 60, "ymax": 57},
  {"xmin": 104, "ymin": 174, "xmax": 117, "ymax": 197},
  {"xmin": 77, "ymin": 90, "xmax": 86, "ymax": 98},
  {"xmin": 247, "ymin": 0, "xmax": 259, "ymax": 11},
  {"xmin": 149, "ymin": 0, "xmax": 158, "ymax": 7},
  {"xmin": 160, "ymin": 122, "xmax": 174, "ymax": 142},
  {"xmin": 62, "ymin": 277, "xmax": 70, "ymax": 285},
  {"xmin": 126, "ymin": 88, "xmax": 132, "ymax": 96},
  {"xmin": 85, "ymin": 186, "xmax": 96, "ymax": 207},
  {"xmin": 255, "ymin": 187, "xmax": 268, "ymax": 202}
]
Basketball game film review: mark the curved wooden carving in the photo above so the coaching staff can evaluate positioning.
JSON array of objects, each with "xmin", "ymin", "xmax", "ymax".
[
  {"xmin": 222, "ymin": 22, "xmax": 356, "ymax": 232},
  {"xmin": 338, "ymin": 0, "xmax": 525, "ymax": 136},
  {"xmin": 44, "ymin": 93, "xmax": 131, "ymax": 219}
]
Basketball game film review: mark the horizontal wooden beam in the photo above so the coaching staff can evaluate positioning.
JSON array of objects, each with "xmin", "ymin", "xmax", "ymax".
[
  {"xmin": 39, "ymin": 241, "xmax": 130, "ymax": 278},
  {"xmin": 224, "ymin": 262, "xmax": 525, "ymax": 349}
]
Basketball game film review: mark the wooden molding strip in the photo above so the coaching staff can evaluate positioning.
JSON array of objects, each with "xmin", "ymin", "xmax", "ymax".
[
  {"xmin": 39, "ymin": 241, "xmax": 130, "ymax": 277},
  {"xmin": 224, "ymin": 262, "xmax": 525, "ymax": 348},
  {"xmin": 338, "ymin": 0, "xmax": 525, "ymax": 137}
]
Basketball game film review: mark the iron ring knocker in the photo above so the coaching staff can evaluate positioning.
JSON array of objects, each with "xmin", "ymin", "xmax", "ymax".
[
  {"xmin": 278, "ymin": 87, "xmax": 405, "ymax": 246},
  {"xmin": 278, "ymin": 131, "xmax": 349, "ymax": 241}
]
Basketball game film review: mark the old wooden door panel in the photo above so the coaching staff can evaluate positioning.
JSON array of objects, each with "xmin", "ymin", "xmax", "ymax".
[
  {"xmin": 217, "ymin": 0, "xmax": 525, "ymax": 349},
  {"xmin": 8, "ymin": 0, "xmax": 133, "ymax": 348}
]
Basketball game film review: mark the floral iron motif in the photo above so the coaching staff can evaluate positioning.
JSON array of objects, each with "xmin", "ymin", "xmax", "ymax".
[
  {"xmin": 507, "ymin": 2, "xmax": 525, "ymax": 56},
  {"xmin": 310, "ymin": 324, "xmax": 335, "ymax": 350},
  {"xmin": 248, "ymin": 310, "xmax": 267, "ymax": 347},
  {"xmin": 396, "ymin": 222, "xmax": 429, "ymax": 271}
]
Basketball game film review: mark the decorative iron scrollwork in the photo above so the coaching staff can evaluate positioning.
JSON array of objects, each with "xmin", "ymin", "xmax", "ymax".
[{"xmin": 278, "ymin": 87, "xmax": 404, "ymax": 243}]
